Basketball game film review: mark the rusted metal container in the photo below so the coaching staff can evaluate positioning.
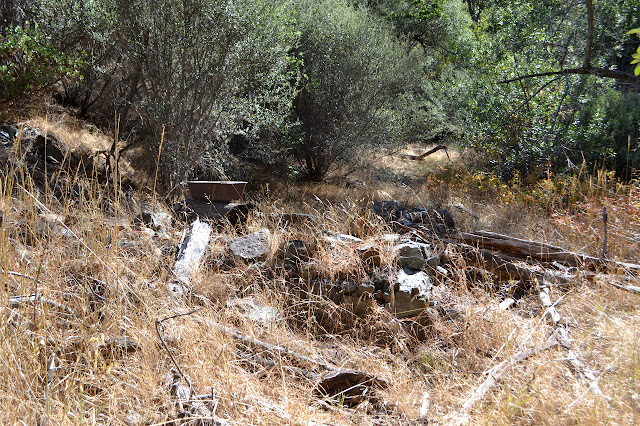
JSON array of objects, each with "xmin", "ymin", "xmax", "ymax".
[{"xmin": 187, "ymin": 181, "xmax": 247, "ymax": 202}]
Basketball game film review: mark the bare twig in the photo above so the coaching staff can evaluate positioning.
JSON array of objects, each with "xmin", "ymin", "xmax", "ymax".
[{"xmin": 155, "ymin": 308, "xmax": 203, "ymax": 389}]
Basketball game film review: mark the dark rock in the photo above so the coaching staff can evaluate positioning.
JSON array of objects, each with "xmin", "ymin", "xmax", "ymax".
[
  {"xmin": 370, "ymin": 200, "xmax": 456, "ymax": 230},
  {"xmin": 278, "ymin": 239, "xmax": 312, "ymax": 264},
  {"xmin": 406, "ymin": 208, "xmax": 456, "ymax": 229},
  {"xmin": 137, "ymin": 201, "xmax": 173, "ymax": 231},
  {"xmin": 314, "ymin": 369, "xmax": 388, "ymax": 408},
  {"xmin": 268, "ymin": 212, "xmax": 317, "ymax": 226},
  {"xmin": 174, "ymin": 199, "xmax": 253, "ymax": 225},
  {"xmin": 370, "ymin": 200, "xmax": 408, "ymax": 222},
  {"xmin": 0, "ymin": 124, "xmax": 17, "ymax": 145}
]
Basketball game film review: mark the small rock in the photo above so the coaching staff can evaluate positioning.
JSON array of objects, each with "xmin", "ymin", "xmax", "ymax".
[
  {"xmin": 230, "ymin": 229, "xmax": 271, "ymax": 261},
  {"xmin": 324, "ymin": 231, "xmax": 363, "ymax": 245},
  {"xmin": 278, "ymin": 239, "xmax": 312, "ymax": 263},
  {"xmin": 268, "ymin": 212, "xmax": 317, "ymax": 226},
  {"xmin": 357, "ymin": 283, "xmax": 375, "ymax": 296},
  {"xmin": 396, "ymin": 242, "xmax": 433, "ymax": 270},
  {"xmin": 99, "ymin": 337, "xmax": 139, "ymax": 358},
  {"xmin": 376, "ymin": 233, "xmax": 401, "ymax": 243},
  {"xmin": 357, "ymin": 243, "xmax": 382, "ymax": 268},
  {"xmin": 136, "ymin": 201, "xmax": 173, "ymax": 231},
  {"xmin": 386, "ymin": 269, "xmax": 433, "ymax": 318},
  {"xmin": 36, "ymin": 213, "xmax": 73, "ymax": 239},
  {"xmin": 227, "ymin": 297, "xmax": 281, "ymax": 324},
  {"xmin": 425, "ymin": 255, "xmax": 441, "ymax": 267},
  {"xmin": 104, "ymin": 216, "xmax": 128, "ymax": 229},
  {"xmin": 499, "ymin": 298, "xmax": 516, "ymax": 310}
]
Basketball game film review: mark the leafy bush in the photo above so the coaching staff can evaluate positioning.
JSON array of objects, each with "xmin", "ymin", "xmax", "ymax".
[
  {"xmin": 0, "ymin": 24, "xmax": 82, "ymax": 102},
  {"xmin": 32, "ymin": 0, "xmax": 298, "ymax": 188},
  {"xmin": 292, "ymin": 0, "xmax": 419, "ymax": 180}
]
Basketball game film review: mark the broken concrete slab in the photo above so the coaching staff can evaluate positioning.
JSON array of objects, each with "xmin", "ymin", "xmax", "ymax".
[
  {"xmin": 229, "ymin": 229, "xmax": 270, "ymax": 261},
  {"xmin": 173, "ymin": 219, "xmax": 212, "ymax": 286}
]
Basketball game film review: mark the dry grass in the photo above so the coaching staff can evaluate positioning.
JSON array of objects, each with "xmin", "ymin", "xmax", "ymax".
[{"xmin": 0, "ymin": 114, "xmax": 638, "ymax": 424}]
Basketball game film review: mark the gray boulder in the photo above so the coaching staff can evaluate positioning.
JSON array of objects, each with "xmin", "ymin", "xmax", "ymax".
[
  {"xmin": 396, "ymin": 241, "xmax": 434, "ymax": 270},
  {"xmin": 230, "ymin": 229, "xmax": 271, "ymax": 261}
]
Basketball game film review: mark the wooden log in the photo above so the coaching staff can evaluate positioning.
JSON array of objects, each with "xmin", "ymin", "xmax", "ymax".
[{"xmin": 455, "ymin": 230, "xmax": 640, "ymax": 274}]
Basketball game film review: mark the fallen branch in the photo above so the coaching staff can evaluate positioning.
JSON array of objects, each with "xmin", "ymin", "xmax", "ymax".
[
  {"xmin": 537, "ymin": 278, "xmax": 562, "ymax": 325},
  {"xmin": 210, "ymin": 321, "xmax": 338, "ymax": 372},
  {"xmin": 8, "ymin": 294, "xmax": 76, "ymax": 317},
  {"xmin": 407, "ymin": 145, "xmax": 449, "ymax": 161},
  {"xmin": 497, "ymin": 67, "xmax": 640, "ymax": 85},
  {"xmin": 449, "ymin": 349, "xmax": 536, "ymax": 426},
  {"xmin": 608, "ymin": 281, "xmax": 640, "ymax": 295}
]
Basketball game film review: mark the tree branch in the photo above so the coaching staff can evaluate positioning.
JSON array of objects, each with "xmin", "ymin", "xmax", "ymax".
[{"xmin": 497, "ymin": 67, "xmax": 640, "ymax": 85}]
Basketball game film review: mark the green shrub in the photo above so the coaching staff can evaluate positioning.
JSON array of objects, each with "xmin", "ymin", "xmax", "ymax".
[
  {"xmin": 292, "ymin": 0, "xmax": 419, "ymax": 180},
  {"xmin": 0, "ymin": 24, "xmax": 82, "ymax": 102}
]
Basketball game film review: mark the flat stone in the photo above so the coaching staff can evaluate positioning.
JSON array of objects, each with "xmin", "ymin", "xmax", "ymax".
[
  {"xmin": 230, "ymin": 229, "xmax": 271, "ymax": 261},
  {"xmin": 104, "ymin": 217, "xmax": 128, "ymax": 229},
  {"xmin": 324, "ymin": 231, "xmax": 363, "ymax": 245}
]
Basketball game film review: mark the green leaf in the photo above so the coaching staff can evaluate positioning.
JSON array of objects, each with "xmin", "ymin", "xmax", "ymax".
[{"xmin": 627, "ymin": 28, "xmax": 640, "ymax": 36}]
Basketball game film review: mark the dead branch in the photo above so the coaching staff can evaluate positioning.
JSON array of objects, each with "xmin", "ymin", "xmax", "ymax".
[
  {"xmin": 407, "ymin": 145, "xmax": 449, "ymax": 161},
  {"xmin": 155, "ymin": 308, "xmax": 203, "ymax": 389},
  {"xmin": 606, "ymin": 281, "xmax": 640, "ymax": 295},
  {"xmin": 8, "ymin": 294, "xmax": 76, "ymax": 317},
  {"xmin": 537, "ymin": 278, "xmax": 562, "ymax": 325},
  {"xmin": 449, "ymin": 349, "xmax": 536, "ymax": 426},
  {"xmin": 209, "ymin": 321, "xmax": 338, "ymax": 372}
]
